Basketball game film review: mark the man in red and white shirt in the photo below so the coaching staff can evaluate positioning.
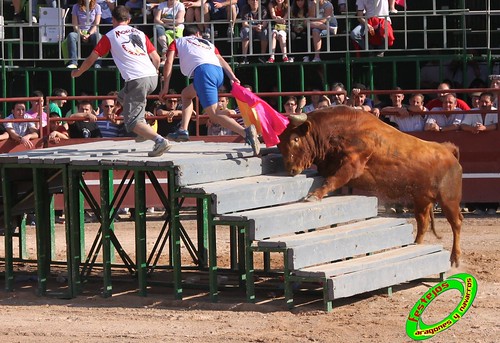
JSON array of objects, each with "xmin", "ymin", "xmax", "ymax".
[
  {"xmin": 71, "ymin": 5, "xmax": 171, "ymax": 157},
  {"xmin": 159, "ymin": 25, "xmax": 260, "ymax": 155}
]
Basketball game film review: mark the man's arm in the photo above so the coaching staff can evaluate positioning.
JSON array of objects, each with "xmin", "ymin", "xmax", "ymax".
[
  {"xmin": 217, "ymin": 54, "xmax": 240, "ymax": 84},
  {"xmin": 67, "ymin": 112, "xmax": 98, "ymax": 125},
  {"xmin": 159, "ymin": 50, "xmax": 176, "ymax": 101},
  {"xmin": 71, "ymin": 51, "xmax": 100, "ymax": 78},
  {"xmin": 149, "ymin": 50, "xmax": 161, "ymax": 71}
]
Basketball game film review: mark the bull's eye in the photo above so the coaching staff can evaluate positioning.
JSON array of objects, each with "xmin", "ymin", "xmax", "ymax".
[{"xmin": 293, "ymin": 137, "xmax": 299, "ymax": 143}]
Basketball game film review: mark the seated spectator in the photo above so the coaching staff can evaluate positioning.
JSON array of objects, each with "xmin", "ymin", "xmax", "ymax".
[
  {"xmin": 47, "ymin": 88, "xmax": 68, "ymax": 120},
  {"xmin": 469, "ymin": 91, "xmax": 481, "ymax": 109},
  {"xmin": 290, "ymin": 0, "xmax": 310, "ymax": 62},
  {"xmin": 4, "ymin": 101, "xmax": 39, "ymax": 149},
  {"xmin": 282, "ymin": 96, "xmax": 299, "ymax": 116},
  {"xmin": 461, "ymin": 92, "xmax": 498, "ymax": 133},
  {"xmin": 330, "ymin": 82, "xmax": 348, "ymax": 105},
  {"xmin": 66, "ymin": 0, "xmax": 102, "ymax": 69},
  {"xmin": 67, "ymin": 100, "xmax": 103, "ymax": 138},
  {"xmin": 267, "ymin": 0, "xmax": 291, "ymax": 63},
  {"xmin": 424, "ymin": 93, "xmax": 463, "ymax": 132},
  {"xmin": 309, "ymin": 0, "xmax": 337, "ymax": 62},
  {"xmin": 488, "ymin": 74, "xmax": 500, "ymax": 108},
  {"xmin": 207, "ymin": 94, "xmax": 238, "ymax": 135},
  {"xmin": 0, "ymin": 124, "xmax": 9, "ymax": 141},
  {"xmin": 97, "ymin": 0, "xmax": 115, "ymax": 33},
  {"xmin": 46, "ymin": 112, "xmax": 70, "ymax": 144},
  {"xmin": 350, "ymin": 0, "xmax": 393, "ymax": 56},
  {"xmin": 381, "ymin": 88, "xmax": 425, "ymax": 132},
  {"xmin": 317, "ymin": 95, "xmax": 331, "ymax": 109},
  {"xmin": 303, "ymin": 87, "xmax": 324, "ymax": 112},
  {"xmin": 240, "ymin": 0, "xmax": 269, "ymax": 64},
  {"xmin": 97, "ymin": 97, "xmax": 125, "ymax": 137},
  {"xmin": 26, "ymin": 90, "xmax": 48, "ymax": 131},
  {"xmin": 424, "ymin": 81, "xmax": 471, "ymax": 111},
  {"xmin": 154, "ymin": 0, "xmax": 185, "ymax": 63}
]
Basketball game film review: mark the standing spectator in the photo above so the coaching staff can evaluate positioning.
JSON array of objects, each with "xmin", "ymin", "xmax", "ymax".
[
  {"xmin": 461, "ymin": 92, "xmax": 498, "ymax": 215},
  {"xmin": 239, "ymin": 0, "xmax": 270, "ymax": 64},
  {"xmin": 290, "ymin": 0, "xmax": 310, "ymax": 62},
  {"xmin": 67, "ymin": 100, "xmax": 103, "ymax": 138},
  {"xmin": 350, "ymin": 0, "xmax": 392, "ymax": 55},
  {"xmin": 72, "ymin": 6, "xmax": 170, "ymax": 157},
  {"xmin": 97, "ymin": 97, "xmax": 125, "ymax": 137},
  {"xmin": 159, "ymin": 25, "xmax": 260, "ymax": 156},
  {"xmin": 309, "ymin": 0, "xmax": 337, "ymax": 62},
  {"xmin": 154, "ymin": 0, "xmax": 185, "ymax": 63},
  {"xmin": 424, "ymin": 93, "xmax": 463, "ymax": 132},
  {"xmin": 4, "ymin": 101, "xmax": 39, "ymax": 149},
  {"xmin": 267, "ymin": 0, "xmax": 291, "ymax": 63},
  {"xmin": 66, "ymin": 0, "xmax": 102, "ymax": 69}
]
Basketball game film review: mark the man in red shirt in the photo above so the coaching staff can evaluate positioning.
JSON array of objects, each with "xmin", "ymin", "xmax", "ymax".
[{"xmin": 424, "ymin": 81, "xmax": 471, "ymax": 111}]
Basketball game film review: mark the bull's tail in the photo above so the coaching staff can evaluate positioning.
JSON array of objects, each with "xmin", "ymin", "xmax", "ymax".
[
  {"xmin": 430, "ymin": 206, "xmax": 442, "ymax": 239},
  {"xmin": 442, "ymin": 142, "xmax": 460, "ymax": 160}
]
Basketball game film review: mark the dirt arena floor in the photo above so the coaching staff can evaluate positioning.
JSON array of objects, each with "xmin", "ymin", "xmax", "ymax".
[{"xmin": 0, "ymin": 213, "xmax": 498, "ymax": 342}]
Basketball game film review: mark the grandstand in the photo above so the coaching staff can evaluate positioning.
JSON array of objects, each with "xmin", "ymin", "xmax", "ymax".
[{"xmin": 1, "ymin": 0, "xmax": 500, "ymax": 116}]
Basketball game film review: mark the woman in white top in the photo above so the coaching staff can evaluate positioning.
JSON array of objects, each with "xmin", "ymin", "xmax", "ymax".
[{"xmin": 154, "ymin": 0, "xmax": 186, "ymax": 61}]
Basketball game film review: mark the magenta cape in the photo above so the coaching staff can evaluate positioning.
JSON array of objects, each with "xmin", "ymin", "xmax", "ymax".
[{"xmin": 231, "ymin": 83, "xmax": 289, "ymax": 147}]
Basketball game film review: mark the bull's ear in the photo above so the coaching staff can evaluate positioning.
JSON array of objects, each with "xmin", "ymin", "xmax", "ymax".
[{"xmin": 298, "ymin": 121, "xmax": 312, "ymax": 136}]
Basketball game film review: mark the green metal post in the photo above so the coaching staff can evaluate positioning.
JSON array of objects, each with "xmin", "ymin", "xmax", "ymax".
[
  {"xmin": 134, "ymin": 170, "xmax": 147, "ymax": 296},
  {"xmin": 68, "ymin": 168, "xmax": 83, "ymax": 295},
  {"xmin": 100, "ymin": 169, "xmax": 113, "ymax": 297},
  {"xmin": 276, "ymin": 65, "xmax": 282, "ymax": 111},
  {"xmin": 169, "ymin": 168, "xmax": 182, "ymax": 299},
  {"xmin": 196, "ymin": 197, "xmax": 209, "ymax": 268},
  {"xmin": 33, "ymin": 168, "xmax": 50, "ymax": 295},
  {"xmin": 62, "ymin": 166, "xmax": 77, "ymax": 298},
  {"xmin": 2, "ymin": 167, "xmax": 14, "ymax": 291},
  {"xmin": 208, "ymin": 200, "xmax": 218, "ymax": 302}
]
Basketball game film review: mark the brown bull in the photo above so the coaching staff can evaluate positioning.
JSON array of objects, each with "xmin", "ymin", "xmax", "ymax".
[{"xmin": 277, "ymin": 105, "xmax": 463, "ymax": 267}]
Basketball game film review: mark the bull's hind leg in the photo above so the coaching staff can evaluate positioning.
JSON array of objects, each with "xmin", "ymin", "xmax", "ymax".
[
  {"xmin": 440, "ymin": 200, "xmax": 463, "ymax": 267},
  {"xmin": 413, "ymin": 201, "xmax": 434, "ymax": 244}
]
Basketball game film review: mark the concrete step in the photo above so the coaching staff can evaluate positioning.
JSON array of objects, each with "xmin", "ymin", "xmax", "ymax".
[{"xmin": 221, "ymin": 195, "xmax": 378, "ymax": 241}]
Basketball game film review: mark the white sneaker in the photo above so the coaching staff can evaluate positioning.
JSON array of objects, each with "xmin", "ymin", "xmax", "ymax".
[
  {"xmin": 147, "ymin": 207, "xmax": 155, "ymax": 214},
  {"xmin": 303, "ymin": 56, "xmax": 310, "ymax": 62},
  {"xmin": 31, "ymin": 16, "xmax": 37, "ymax": 24},
  {"xmin": 148, "ymin": 139, "xmax": 171, "ymax": 157},
  {"xmin": 66, "ymin": 64, "xmax": 78, "ymax": 69}
]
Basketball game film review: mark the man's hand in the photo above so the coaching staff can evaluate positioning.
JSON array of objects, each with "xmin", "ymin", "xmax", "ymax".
[{"xmin": 71, "ymin": 68, "xmax": 82, "ymax": 78}]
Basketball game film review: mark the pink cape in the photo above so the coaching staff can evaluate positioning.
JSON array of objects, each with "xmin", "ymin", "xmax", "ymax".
[{"xmin": 231, "ymin": 83, "xmax": 289, "ymax": 147}]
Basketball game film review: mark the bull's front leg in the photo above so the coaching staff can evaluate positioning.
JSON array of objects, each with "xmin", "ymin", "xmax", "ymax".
[{"xmin": 304, "ymin": 162, "xmax": 358, "ymax": 202}]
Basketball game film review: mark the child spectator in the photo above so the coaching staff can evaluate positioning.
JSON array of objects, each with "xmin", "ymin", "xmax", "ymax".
[
  {"xmin": 46, "ymin": 112, "xmax": 70, "ymax": 144},
  {"xmin": 267, "ymin": 0, "xmax": 291, "ymax": 63}
]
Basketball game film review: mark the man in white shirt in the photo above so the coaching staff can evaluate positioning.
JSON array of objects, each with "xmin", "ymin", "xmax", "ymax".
[
  {"xmin": 159, "ymin": 25, "xmax": 260, "ymax": 156},
  {"xmin": 71, "ymin": 5, "xmax": 170, "ymax": 157},
  {"xmin": 461, "ymin": 92, "xmax": 498, "ymax": 133}
]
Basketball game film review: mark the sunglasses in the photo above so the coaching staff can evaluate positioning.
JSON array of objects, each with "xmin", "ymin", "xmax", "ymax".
[
  {"xmin": 104, "ymin": 105, "xmax": 115, "ymax": 108},
  {"xmin": 285, "ymin": 103, "xmax": 297, "ymax": 106}
]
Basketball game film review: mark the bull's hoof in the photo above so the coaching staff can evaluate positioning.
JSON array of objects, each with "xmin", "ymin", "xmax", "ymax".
[
  {"xmin": 304, "ymin": 195, "xmax": 320, "ymax": 202},
  {"xmin": 450, "ymin": 254, "xmax": 460, "ymax": 268}
]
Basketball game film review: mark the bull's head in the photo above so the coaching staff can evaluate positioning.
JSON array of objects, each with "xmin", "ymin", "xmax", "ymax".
[{"xmin": 278, "ymin": 113, "xmax": 314, "ymax": 176}]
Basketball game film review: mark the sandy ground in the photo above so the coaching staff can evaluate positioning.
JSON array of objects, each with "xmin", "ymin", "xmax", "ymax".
[{"xmin": 0, "ymin": 213, "xmax": 498, "ymax": 343}]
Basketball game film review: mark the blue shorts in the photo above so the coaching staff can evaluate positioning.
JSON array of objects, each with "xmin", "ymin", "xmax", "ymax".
[{"xmin": 193, "ymin": 64, "xmax": 224, "ymax": 109}]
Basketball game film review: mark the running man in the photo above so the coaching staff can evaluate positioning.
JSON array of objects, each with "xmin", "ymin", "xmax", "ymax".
[
  {"xmin": 159, "ymin": 25, "xmax": 260, "ymax": 156},
  {"xmin": 71, "ymin": 5, "xmax": 171, "ymax": 157}
]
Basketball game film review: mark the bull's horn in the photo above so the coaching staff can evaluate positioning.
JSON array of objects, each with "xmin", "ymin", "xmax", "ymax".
[{"xmin": 288, "ymin": 113, "xmax": 308, "ymax": 127}]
